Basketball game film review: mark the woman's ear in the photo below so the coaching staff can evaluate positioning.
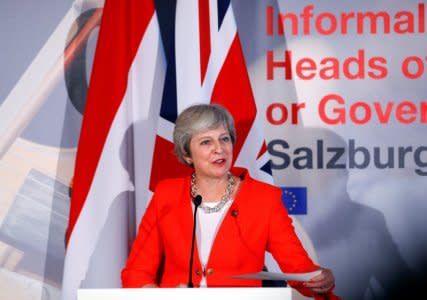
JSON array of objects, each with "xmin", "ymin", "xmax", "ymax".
[{"xmin": 183, "ymin": 155, "xmax": 192, "ymax": 165}]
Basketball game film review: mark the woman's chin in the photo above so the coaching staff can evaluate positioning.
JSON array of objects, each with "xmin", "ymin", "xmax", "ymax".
[{"xmin": 210, "ymin": 166, "xmax": 231, "ymax": 178}]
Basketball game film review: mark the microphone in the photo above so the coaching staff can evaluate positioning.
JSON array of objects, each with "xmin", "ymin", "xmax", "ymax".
[{"xmin": 188, "ymin": 195, "xmax": 202, "ymax": 288}]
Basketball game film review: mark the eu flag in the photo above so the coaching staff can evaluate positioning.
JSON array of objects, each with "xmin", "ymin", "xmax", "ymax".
[{"xmin": 280, "ymin": 187, "xmax": 307, "ymax": 215}]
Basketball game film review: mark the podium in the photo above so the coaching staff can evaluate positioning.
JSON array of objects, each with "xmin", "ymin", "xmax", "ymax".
[{"xmin": 78, "ymin": 287, "xmax": 296, "ymax": 300}]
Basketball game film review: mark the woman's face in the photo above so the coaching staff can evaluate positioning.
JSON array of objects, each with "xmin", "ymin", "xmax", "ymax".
[{"xmin": 186, "ymin": 125, "xmax": 233, "ymax": 180}]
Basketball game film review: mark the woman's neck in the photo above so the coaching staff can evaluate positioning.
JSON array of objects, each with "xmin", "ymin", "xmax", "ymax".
[{"xmin": 194, "ymin": 173, "xmax": 229, "ymax": 202}]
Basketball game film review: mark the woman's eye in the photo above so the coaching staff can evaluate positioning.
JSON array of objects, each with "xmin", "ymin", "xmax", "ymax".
[
  {"xmin": 222, "ymin": 136, "xmax": 230, "ymax": 142},
  {"xmin": 201, "ymin": 140, "xmax": 210, "ymax": 145}
]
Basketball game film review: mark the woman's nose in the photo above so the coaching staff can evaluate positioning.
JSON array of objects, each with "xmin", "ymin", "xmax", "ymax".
[{"xmin": 213, "ymin": 141, "xmax": 223, "ymax": 153}]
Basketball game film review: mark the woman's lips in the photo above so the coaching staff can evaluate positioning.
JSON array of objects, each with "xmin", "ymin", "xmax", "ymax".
[{"xmin": 213, "ymin": 158, "xmax": 226, "ymax": 165}]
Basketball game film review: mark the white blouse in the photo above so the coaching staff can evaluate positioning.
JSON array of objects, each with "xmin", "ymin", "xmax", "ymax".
[{"xmin": 195, "ymin": 200, "xmax": 232, "ymax": 287}]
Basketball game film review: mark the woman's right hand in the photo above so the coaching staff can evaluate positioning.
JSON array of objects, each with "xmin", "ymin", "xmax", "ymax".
[
  {"xmin": 176, "ymin": 283, "xmax": 188, "ymax": 288},
  {"xmin": 143, "ymin": 283, "xmax": 188, "ymax": 288},
  {"xmin": 142, "ymin": 283, "xmax": 159, "ymax": 288}
]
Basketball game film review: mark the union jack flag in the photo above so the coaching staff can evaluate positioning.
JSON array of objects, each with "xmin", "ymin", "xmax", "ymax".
[{"xmin": 149, "ymin": 0, "xmax": 272, "ymax": 192}]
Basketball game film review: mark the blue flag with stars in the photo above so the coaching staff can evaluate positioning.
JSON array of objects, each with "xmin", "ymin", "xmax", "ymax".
[{"xmin": 281, "ymin": 187, "xmax": 307, "ymax": 215}]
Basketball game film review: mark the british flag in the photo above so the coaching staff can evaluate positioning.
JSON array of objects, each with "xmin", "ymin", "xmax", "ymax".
[{"xmin": 149, "ymin": 0, "xmax": 273, "ymax": 191}]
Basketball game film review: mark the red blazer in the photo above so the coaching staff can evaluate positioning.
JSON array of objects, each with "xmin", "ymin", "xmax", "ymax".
[{"xmin": 122, "ymin": 169, "xmax": 339, "ymax": 299}]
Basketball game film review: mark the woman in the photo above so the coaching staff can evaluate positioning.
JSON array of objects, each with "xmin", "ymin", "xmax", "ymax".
[{"xmin": 121, "ymin": 104, "xmax": 339, "ymax": 299}]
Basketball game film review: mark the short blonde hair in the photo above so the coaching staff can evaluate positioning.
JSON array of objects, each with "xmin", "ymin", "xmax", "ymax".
[{"xmin": 173, "ymin": 104, "xmax": 236, "ymax": 166}]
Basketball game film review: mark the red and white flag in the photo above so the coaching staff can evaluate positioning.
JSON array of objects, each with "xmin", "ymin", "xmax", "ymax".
[{"xmin": 62, "ymin": 0, "xmax": 165, "ymax": 299}]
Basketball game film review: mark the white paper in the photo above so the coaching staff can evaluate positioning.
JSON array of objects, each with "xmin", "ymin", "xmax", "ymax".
[{"xmin": 232, "ymin": 270, "xmax": 322, "ymax": 282}]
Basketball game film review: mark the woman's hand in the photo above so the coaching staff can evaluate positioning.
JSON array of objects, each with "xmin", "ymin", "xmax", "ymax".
[
  {"xmin": 304, "ymin": 268, "xmax": 335, "ymax": 294},
  {"xmin": 142, "ymin": 283, "xmax": 159, "ymax": 288},
  {"xmin": 143, "ymin": 283, "xmax": 188, "ymax": 288}
]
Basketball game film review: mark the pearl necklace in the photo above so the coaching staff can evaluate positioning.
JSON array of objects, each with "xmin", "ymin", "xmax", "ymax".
[{"xmin": 191, "ymin": 172, "xmax": 236, "ymax": 213}]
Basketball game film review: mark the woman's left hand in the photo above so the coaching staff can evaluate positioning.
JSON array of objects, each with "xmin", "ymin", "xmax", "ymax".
[{"xmin": 303, "ymin": 267, "xmax": 335, "ymax": 294}]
